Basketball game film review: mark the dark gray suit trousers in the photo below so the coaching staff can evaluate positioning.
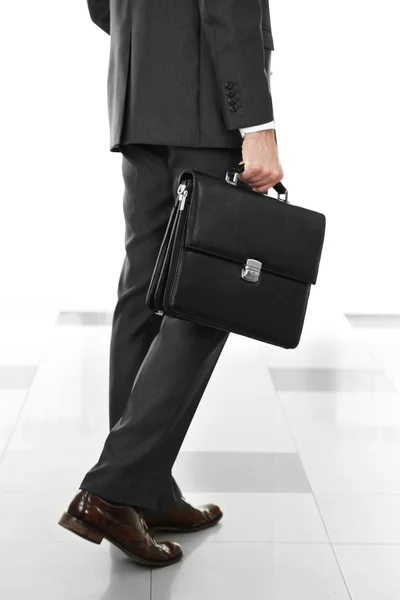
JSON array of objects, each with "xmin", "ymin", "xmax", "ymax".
[{"xmin": 80, "ymin": 143, "xmax": 242, "ymax": 512}]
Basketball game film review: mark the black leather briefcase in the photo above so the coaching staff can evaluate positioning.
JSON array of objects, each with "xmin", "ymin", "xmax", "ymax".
[{"xmin": 146, "ymin": 166, "xmax": 326, "ymax": 349}]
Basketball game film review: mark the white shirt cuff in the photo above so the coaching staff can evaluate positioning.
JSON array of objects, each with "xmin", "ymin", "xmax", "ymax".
[{"xmin": 239, "ymin": 120, "xmax": 275, "ymax": 137}]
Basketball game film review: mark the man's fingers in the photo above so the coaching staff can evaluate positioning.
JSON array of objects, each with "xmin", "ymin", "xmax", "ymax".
[
  {"xmin": 240, "ymin": 130, "xmax": 284, "ymax": 193},
  {"xmin": 239, "ymin": 164, "xmax": 264, "ymax": 183},
  {"xmin": 243, "ymin": 174, "xmax": 266, "ymax": 186},
  {"xmin": 240, "ymin": 164, "xmax": 283, "ymax": 187},
  {"xmin": 252, "ymin": 185, "xmax": 273, "ymax": 194},
  {"xmin": 248, "ymin": 176, "xmax": 271, "ymax": 187},
  {"xmin": 244, "ymin": 175, "xmax": 282, "ymax": 190}
]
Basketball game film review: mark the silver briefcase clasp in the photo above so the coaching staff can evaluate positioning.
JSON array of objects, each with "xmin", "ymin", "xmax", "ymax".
[{"xmin": 241, "ymin": 259, "xmax": 262, "ymax": 283}]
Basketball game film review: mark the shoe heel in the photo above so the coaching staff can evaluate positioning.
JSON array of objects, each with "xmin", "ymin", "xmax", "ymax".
[{"xmin": 58, "ymin": 512, "xmax": 104, "ymax": 545}]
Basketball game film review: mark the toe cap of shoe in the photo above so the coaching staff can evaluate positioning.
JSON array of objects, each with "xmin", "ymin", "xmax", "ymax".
[
  {"xmin": 203, "ymin": 504, "xmax": 223, "ymax": 522},
  {"xmin": 160, "ymin": 540, "xmax": 183, "ymax": 559}
]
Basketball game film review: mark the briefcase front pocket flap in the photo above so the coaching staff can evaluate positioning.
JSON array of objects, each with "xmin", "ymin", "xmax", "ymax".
[{"xmin": 183, "ymin": 172, "xmax": 326, "ymax": 285}]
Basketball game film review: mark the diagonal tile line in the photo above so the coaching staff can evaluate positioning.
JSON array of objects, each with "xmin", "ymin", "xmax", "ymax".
[
  {"xmin": 350, "ymin": 326, "xmax": 400, "ymax": 394},
  {"xmin": 150, "ymin": 569, "xmax": 153, "ymax": 600},
  {"xmin": 0, "ymin": 335, "xmax": 52, "ymax": 465},
  {"xmin": 0, "ymin": 384, "xmax": 35, "ymax": 466},
  {"xmin": 273, "ymin": 384, "xmax": 354, "ymax": 599},
  {"xmin": 263, "ymin": 362, "xmax": 353, "ymax": 596}
]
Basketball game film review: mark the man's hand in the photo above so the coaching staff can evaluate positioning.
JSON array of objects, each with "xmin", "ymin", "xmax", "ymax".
[{"xmin": 239, "ymin": 129, "xmax": 284, "ymax": 193}]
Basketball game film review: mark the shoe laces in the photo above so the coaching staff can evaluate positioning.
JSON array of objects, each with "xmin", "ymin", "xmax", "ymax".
[
  {"xmin": 138, "ymin": 509, "xmax": 170, "ymax": 555},
  {"xmin": 181, "ymin": 496, "xmax": 196, "ymax": 513},
  {"xmin": 138, "ymin": 509, "xmax": 149, "ymax": 533}
]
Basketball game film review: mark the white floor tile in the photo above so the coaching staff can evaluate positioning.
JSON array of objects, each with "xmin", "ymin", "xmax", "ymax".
[
  {"xmin": 346, "ymin": 314, "xmax": 400, "ymax": 328},
  {"xmin": 182, "ymin": 334, "xmax": 295, "ymax": 452},
  {"xmin": 357, "ymin": 329, "xmax": 400, "ymax": 393},
  {"xmin": 0, "ymin": 489, "xmax": 85, "ymax": 543},
  {"xmin": 316, "ymin": 492, "xmax": 400, "ymax": 543},
  {"xmin": 0, "ymin": 391, "xmax": 26, "ymax": 454},
  {"xmin": 0, "ymin": 541, "xmax": 150, "ymax": 599},
  {"xmin": 208, "ymin": 332, "xmax": 277, "ymax": 396},
  {"xmin": 6, "ymin": 326, "xmax": 110, "ymax": 451},
  {"xmin": 152, "ymin": 542, "xmax": 350, "ymax": 600},
  {"xmin": 300, "ymin": 450, "xmax": 400, "ymax": 493},
  {"xmin": 334, "ymin": 543, "xmax": 400, "ymax": 600},
  {"xmin": 259, "ymin": 307, "xmax": 377, "ymax": 368},
  {"xmin": 0, "ymin": 365, "xmax": 38, "ymax": 390},
  {"xmin": 262, "ymin": 338, "xmax": 377, "ymax": 369},
  {"xmin": 279, "ymin": 392, "xmax": 400, "ymax": 453},
  {"xmin": 0, "ymin": 296, "xmax": 58, "ymax": 364},
  {"xmin": 0, "ymin": 448, "xmax": 103, "ymax": 492}
]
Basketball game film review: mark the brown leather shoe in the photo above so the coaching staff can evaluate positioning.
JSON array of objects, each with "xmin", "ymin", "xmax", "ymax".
[
  {"xmin": 58, "ymin": 490, "xmax": 183, "ymax": 568},
  {"xmin": 143, "ymin": 496, "xmax": 223, "ymax": 533}
]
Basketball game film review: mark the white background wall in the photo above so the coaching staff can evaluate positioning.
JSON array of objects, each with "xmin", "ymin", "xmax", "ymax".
[
  {"xmin": 0, "ymin": 0, "xmax": 399, "ymax": 314},
  {"xmin": 271, "ymin": 0, "xmax": 400, "ymax": 313}
]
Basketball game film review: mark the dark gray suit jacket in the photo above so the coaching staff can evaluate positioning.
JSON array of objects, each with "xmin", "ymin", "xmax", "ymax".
[{"xmin": 87, "ymin": 1, "xmax": 275, "ymax": 152}]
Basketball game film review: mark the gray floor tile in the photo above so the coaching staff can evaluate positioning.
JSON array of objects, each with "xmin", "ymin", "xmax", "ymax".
[
  {"xmin": 345, "ymin": 314, "xmax": 400, "ymax": 328},
  {"xmin": 173, "ymin": 451, "xmax": 311, "ymax": 493},
  {"xmin": 58, "ymin": 311, "xmax": 113, "ymax": 325},
  {"xmin": 269, "ymin": 368, "xmax": 397, "ymax": 392},
  {"xmin": 0, "ymin": 365, "xmax": 37, "ymax": 389},
  {"xmin": 152, "ymin": 492, "xmax": 329, "ymax": 544}
]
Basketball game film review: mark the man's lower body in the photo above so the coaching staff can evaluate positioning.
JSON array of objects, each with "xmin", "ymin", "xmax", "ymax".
[{"xmin": 78, "ymin": 143, "xmax": 242, "ymax": 513}]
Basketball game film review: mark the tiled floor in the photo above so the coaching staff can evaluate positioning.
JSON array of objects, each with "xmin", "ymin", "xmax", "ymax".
[{"xmin": 1, "ymin": 303, "xmax": 400, "ymax": 598}]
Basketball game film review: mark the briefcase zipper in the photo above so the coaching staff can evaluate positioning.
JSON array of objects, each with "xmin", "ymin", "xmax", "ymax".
[
  {"xmin": 177, "ymin": 179, "xmax": 192, "ymax": 210},
  {"xmin": 177, "ymin": 183, "xmax": 188, "ymax": 210},
  {"xmin": 152, "ymin": 179, "xmax": 191, "ymax": 317}
]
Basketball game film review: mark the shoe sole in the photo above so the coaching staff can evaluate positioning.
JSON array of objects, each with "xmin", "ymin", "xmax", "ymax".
[
  {"xmin": 148, "ymin": 511, "xmax": 223, "ymax": 534},
  {"xmin": 58, "ymin": 511, "xmax": 183, "ymax": 568}
]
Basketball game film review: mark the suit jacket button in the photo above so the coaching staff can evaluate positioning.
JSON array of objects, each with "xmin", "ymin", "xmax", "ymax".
[
  {"xmin": 228, "ymin": 98, "xmax": 237, "ymax": 105},
  {"xmin": 226, "ymin": 90, "xmax": 235, "ymax": 97},
  {"xmin": 229, "ymin": 105, "xmax": 238, "ymax": 112},
  {"xmin": 224, "ymin": 82, "xmax": 234, "ymax": 90}
]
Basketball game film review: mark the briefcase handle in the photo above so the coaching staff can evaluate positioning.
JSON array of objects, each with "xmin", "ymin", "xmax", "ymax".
[{"xmin": 225, "ymin": 164, "xmax": 289, "ymax": 203}]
